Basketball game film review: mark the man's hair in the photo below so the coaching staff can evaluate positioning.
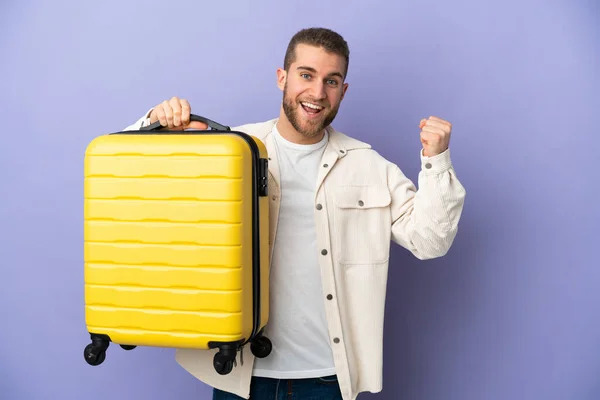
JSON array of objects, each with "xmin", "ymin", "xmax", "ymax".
[{"xmin": 283, "ymin": 27, "xmax": 350, "ymax": 78}]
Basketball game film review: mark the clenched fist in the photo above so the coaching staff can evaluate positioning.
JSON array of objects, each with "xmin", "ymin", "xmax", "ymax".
[
  {"xmin": 149, "ymin": 96, "xmax": 208, "ymax": 130},
  {"xmin": 419, "ymin": 116, "xmax": 452, "ymax": 157}
]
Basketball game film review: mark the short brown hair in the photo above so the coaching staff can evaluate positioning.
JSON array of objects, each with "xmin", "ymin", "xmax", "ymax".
[{"xmin": 283, "ymin": 27, "xmax": 350, "ymax": 78}]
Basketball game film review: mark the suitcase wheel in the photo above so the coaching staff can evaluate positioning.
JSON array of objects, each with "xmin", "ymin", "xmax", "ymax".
[
  {"xmin": 84, "ymin": 343, "xmax": 106, "ymax": 366},
  {"xmin": 250, "ymin": 336, "xmax": 273, "ymax": 359},
  {"xmin": 213, "ymin": 352, "xmax": 235, "ymax": 375},
  {"xmin": 120, "ymin": 344, "xmax": 137, "ymax": 351}
]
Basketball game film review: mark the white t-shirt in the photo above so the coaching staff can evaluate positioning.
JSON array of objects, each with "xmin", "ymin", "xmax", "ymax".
[{"xmin": 252, "ymin": 125, "xmax": 336, "ymax": 379}]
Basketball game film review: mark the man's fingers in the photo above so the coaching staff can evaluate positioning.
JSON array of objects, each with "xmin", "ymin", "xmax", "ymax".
[
  {"xmin": 421, "ymin": 125, "xmax": 446, "ymax": 136},
  {"xmin": 150, "ymin": 97, "xmax": 199, "ymax": 131},
  {"xmin": 428, "ymin": 116, "xmax": 452, "ymax": 128},
  {"xmin": 156, "ymin": 104, "xmax": 168, "ymax": 127},
  {"xmin": 169, "ymin": 97, "xmax": 183, "ymax": 127},
  {"xmin": 422, "ymin": 119, "xmax": 450, "ymax": 132},
  {"xmin": 161, "ymin": 100, "xmax": 174, "ymax": 128},
  {"xmin": 420, "ymin": 117, "xmax": 451, "ymax": 131},
  {"xmin": 164, "ymin": 121, "xmax": 208, "ymax": 131},
  {"xmin": 420, "ymin": 131, "xmax": 433, "ymax": 146},
  {"xmin": 420, "ymin": 116, "xmax": 452, "ymax": 156},
  {"xmin": 420, "ymin": 130, "xmax": 442, "ymax": 145},
  {"xmin": 185, "ymin": 121, "xmax": 209, "ymax": 130},
  {"xmin": 181, "ymin": 99, "xmax": 191, "ymax": 125}
]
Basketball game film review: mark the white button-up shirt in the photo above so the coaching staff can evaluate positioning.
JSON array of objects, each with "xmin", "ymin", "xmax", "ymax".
[{"xmin": 125, "ymin": 117, "xmax": 466, "ymax": 400}]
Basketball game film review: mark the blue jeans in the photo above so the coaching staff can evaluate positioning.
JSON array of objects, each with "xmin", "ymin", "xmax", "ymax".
[{"xmin": 212, "ymin": 375, "xmax": 342, "ymax": 400}]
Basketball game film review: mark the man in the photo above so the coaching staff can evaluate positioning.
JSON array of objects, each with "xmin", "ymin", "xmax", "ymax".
[{"xmin": 124, "ymin": 27, "xmax": 466, "ymax": 400}]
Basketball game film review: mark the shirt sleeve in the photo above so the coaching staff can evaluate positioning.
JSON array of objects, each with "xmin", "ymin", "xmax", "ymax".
[
  {"xmin": 121, "ymin": 108, "xmax": 154, "ymax": 131},
  {"xmin": 387, "ymin": 148, "xmax": 466, "ymax": 260}
]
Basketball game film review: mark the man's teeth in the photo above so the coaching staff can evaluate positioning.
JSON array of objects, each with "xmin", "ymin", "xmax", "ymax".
[{"xmin": 302, "ymin": 102, "xmax": 323, "ymax": 110}]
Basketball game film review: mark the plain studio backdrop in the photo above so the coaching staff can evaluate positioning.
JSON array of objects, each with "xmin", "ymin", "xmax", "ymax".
[{"xmin": 1, "ymin": 0, "xmax": 598, "ymax": 399}]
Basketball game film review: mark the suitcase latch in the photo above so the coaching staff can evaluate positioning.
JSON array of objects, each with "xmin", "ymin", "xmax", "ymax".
[{"xmin": 258, "ymin": 158, "xmax": 268, "ymax": 197}]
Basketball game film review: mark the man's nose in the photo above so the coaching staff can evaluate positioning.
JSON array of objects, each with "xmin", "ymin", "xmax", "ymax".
[{"xmin": 309, "ymin": 81, "xmax": 326, "ymax": 100}]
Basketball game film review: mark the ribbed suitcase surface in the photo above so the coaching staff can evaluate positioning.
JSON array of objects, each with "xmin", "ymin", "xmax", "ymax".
[{"xmin": 83, "ymin": 128, "xmax": 270, "ymax": 374}]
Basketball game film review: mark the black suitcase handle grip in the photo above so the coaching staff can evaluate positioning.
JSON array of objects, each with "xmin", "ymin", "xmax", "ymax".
[{"xmin": 140, "ymin": 114, "xmax": 231, "ymax": 131}]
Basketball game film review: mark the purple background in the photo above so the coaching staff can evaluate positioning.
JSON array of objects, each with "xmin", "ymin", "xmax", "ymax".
[{"xmin": 1, "ymin": 0, "xmax": 598, "ymax": 399}]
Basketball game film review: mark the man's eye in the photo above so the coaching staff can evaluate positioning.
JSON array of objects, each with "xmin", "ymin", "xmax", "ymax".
[
  {"xmin": 301, "ymin": 73, "xmax": 311, "ymax": 79},
  {"xmin": 327, "ymin": 79, "xmax": 338, "ymax": 85}
]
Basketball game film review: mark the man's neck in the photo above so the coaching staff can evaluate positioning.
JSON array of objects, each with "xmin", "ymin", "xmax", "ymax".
[{"xmin": 276, "ymin": 107, "xmax": 325, "ymax": 145}]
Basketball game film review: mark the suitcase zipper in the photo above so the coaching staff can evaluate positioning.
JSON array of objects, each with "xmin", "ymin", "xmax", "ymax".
[{"xmin": 235, "ymin": 132, "xmax": 267, "ymax": 342}]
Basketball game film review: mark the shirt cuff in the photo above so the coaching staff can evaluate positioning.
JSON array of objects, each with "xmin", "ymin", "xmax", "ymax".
[
  {"xmin": 420, "ymin": 148, "xmax": 453, "ymax": 173},
  {"xmin": 139, "ymin": 108, "xmax": 154, "ymax": 128}
]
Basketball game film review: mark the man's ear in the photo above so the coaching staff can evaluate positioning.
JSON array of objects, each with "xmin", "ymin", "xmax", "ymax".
[
  {"xmin": 341, "ymin": 82, "xmax": 349, "ymax": 100},
  {"xmin": 276, "ymin": 68, "xmax": 286, "ymax": 91}
]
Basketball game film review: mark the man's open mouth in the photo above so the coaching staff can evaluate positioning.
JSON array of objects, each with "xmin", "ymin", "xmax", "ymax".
[{"xmin": 301, "ymin": 101, "xmax": 324, "ymax": 115}]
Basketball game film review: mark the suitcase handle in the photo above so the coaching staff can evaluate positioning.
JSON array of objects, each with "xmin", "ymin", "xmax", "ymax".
[{"xmin": 140, "ymin": 114, "xmax": 231, "ymax": 131}]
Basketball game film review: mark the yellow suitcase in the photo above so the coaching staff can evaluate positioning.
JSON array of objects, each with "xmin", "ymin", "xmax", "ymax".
[{"xmin": 82, "ymin": 115, "xmax": 270, "ymax": 375}]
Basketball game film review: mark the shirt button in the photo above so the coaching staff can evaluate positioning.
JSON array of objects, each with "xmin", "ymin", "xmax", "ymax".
[
  {"xmin": 425, "ymin": 163, "xmax": 432, "ymax": 169},
  {"xmin": 327, "ymin": 294, "xmax": 333, "ymax": 300},
  {"xmin": 333, "ymin": 338, "xmax": 340, "ymax": 343},
  {"xmin": 321, "ymin": 249, "xmax": 328, "ymax": 255},
  {"xmin": 358, "ymin": 200, "xmax": 364, "ymax": 206},
  {"xmin": 323, "ymin": 163, "xmax": 329, "ymax": 168},
  {"xmin": 316, "ymin": 204, "xmax": 322, "ymax": 210},
  {"xmin": 272, "ymin": 196, "xmax": 277, "ymax": 200}
]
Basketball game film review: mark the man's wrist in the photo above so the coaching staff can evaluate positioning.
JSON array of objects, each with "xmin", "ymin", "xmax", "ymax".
[{"xmin": 420, "ymin": 148, "xmax": 453, "ymax": 173}]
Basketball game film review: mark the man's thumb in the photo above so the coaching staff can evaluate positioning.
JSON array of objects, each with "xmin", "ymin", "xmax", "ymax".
[{"xmin": 184, "ymin": 121, "xmax": 209, "ymax": 130}]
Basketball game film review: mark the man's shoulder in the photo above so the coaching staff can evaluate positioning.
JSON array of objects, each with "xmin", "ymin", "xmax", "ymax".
[
  {"xmin": 328, "ymin": 126, "xmax": 372, "ymax": 152},
  {"xmin": 328, "ymin": 126, "xmax": 399, "ymax": 169}
]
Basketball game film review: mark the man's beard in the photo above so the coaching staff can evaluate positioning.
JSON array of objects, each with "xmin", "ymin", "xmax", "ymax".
[{"xmin": 282, "ymin": 84, "xmax": 339, "ymax": 139}]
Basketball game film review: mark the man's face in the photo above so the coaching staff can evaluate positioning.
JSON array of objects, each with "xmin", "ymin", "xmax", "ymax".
[{"xmin": 278, "ymin": 44, "xmax": 349, "ymax": 139}]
